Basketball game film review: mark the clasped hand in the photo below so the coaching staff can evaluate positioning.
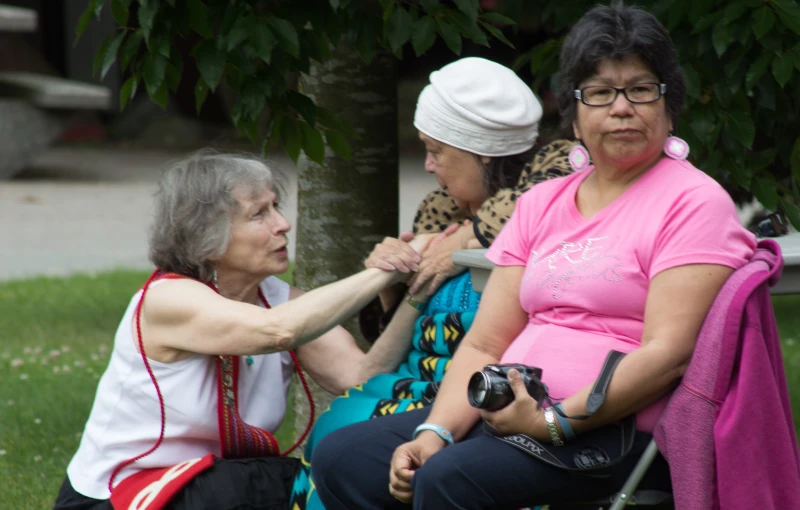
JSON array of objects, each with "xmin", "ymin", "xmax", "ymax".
[{"xmin": 388, "ymin": 369, "xmax": 546, "ymax": 503}]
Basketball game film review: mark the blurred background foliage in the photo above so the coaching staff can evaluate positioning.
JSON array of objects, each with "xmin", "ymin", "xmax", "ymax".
[{"xmin": 80, "ymin": 0, "xmax": 800, "ymax": 226}]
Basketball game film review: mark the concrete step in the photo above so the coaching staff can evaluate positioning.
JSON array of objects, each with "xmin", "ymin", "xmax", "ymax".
[
  {"xmin": 0, "ymin": 72, "xmax": 110, "ymax": 110},
  {"xmin": 0, "ymin": 4, "xmax": 36, "ymax": 32}
]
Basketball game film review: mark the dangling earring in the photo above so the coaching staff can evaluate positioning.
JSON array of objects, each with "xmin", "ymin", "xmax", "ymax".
[
  {"xmin": 212, "ymin": 269, "xmax": 219, "ymax": 290},
  {"xmin": 663, "ymin": 135, "xmax": 690, "ymax": 160},
  {"xmin": 568, "ymin": 141, "xmax": 591, "ymax": 172}
]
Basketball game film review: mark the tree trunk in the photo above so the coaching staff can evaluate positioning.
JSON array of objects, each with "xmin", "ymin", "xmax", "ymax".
[{"xmin": 292, "ymin": 44, "xmax": 398, "ymax": 452}]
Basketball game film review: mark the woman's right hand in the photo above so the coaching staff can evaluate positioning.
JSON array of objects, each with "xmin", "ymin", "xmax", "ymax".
[{"xmin": 388, "ymin": 432, "xmax": 447, "ymax": 503}]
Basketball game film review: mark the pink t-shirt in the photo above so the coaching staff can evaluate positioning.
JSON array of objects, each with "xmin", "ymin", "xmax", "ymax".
[{"xmin": 485, "ymin": 158, "xmax": 756, "ymax": 432}]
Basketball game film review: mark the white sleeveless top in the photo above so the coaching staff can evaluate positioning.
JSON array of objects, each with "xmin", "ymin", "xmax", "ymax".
[{"xmin": 67, "ymin": 276, "xmax": 294, "ymax": 499}]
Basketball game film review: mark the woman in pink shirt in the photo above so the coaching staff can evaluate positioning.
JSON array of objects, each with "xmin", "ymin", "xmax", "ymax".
[{"xmin": 312, "ymin": 4, "xmax": 756, "ymax": 509}]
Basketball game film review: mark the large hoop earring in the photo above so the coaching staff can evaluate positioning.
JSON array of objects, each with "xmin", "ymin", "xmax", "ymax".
[
  {"xmin": 568, "ymin": 142, "xmax": 591, "ymax": 172},
  {"xmin": 664, "ymin": 135, "xmax": 690, "ymax": 160}
]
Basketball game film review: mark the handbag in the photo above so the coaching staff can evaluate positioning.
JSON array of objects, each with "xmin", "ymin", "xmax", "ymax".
[{"xmin": 485, "ymin": 350, "xmax": 636, "ymax": 477}]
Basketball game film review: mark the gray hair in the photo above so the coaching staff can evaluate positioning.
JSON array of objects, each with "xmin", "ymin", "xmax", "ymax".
[
  {"xmin": 148, "ymin": 150, "xmax": 282, "ymax": 283},
  {"xmin": 557, "ymin": 2, "xmax": 686, "ymax": 131}
]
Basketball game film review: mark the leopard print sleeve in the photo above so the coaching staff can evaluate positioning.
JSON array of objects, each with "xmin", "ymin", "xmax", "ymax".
[
  {"xmin": 412, "ymin": 189, "xmax": 471, "ymax": 235},
  {"xmin": 473, "ymin": 139, "xmax": 575, "ymax": 247}
]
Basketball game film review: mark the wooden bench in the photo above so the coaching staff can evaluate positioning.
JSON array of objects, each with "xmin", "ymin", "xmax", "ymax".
[{"xmin": 452, "ymin": 232, "xmax": 800, "ymax": 295}]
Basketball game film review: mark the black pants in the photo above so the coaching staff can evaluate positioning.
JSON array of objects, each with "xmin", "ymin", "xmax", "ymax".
[
  {"xmin": 312, "ymin": 407, "xmax": 671, "ymax": 510},
  {"xmin": 53, "ymin": 457, "xmax": 300, "ymax": 510}
]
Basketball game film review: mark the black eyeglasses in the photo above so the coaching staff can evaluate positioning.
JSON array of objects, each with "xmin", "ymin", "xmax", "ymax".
[{"xmin": 574, "ymin": 83, "xmax": 667, "ymax": 106}]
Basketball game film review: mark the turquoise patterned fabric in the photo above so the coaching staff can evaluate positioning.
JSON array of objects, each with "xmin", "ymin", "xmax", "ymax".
[{"xmin": 290, "ymin": 272, "xmax": 481, "ymax": 509}]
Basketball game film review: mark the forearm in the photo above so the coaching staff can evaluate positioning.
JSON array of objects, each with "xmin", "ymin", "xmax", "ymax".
[
  {"xmin": 352, "ymin": 295, "xmax": 426, "ymax": 385},
  {"xmin": 261, "ymin": 268, "xmax": 398, "ymax": 352},
  {"xmin": 420, "ymin": 342, "xmax": 501, "ymax": 441}
]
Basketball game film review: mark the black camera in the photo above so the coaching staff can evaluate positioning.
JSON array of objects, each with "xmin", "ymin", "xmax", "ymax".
[{"xmin": 467, "ymin": 364, "xmax": 546, "ymax": 411}]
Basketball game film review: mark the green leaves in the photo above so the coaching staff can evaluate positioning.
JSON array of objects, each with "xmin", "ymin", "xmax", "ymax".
[
  {"xmin": 746, "ymin": 53, "xmax": 772, "ymax": 91},
  {"xmin": 300, "ymin": 122, "xmax": 326, "ymax": 164},
  {"xmin": 111, "ymin": 0, "xmax": 131, "ymax": 27},
  {"xmin": 752, "ymin": 174, "xmax": 779, "ymax": 211},
  {"xmin": 412, "ymin": 16, "xmax": 437, "ymax": 56},
  {"xmin": 93, "ymin": 32, "xmax": 126, "ymax": 80},
  {"xmin": 143, "ymin": 52, "xmax": 167, "ymax": 95},
  {"xmin": 192, "ymin": 40, "xmax": 225, "ymax": 91},
  {"xmin": 453, "ymin": 0, "xmax": 479, "ymax": 23},
  {"xmin": 325, "ymin": 130, "xmax": 351, "ymax": 159},
  {"xmin": 138, "ymin": 0, "xmax": 160, "ymax": 44},
  {"xmin": 481, "ymin": 12, "xmax": 517, "ymax": 26},
  {"xmin": 436, "ymin": 19, "xmax": 461, "ymax": 55},
  {"xmin": 268, "ymin": 17, "xmax": 300, "ymax": 59},
  {"xmin": 753, "ymin": 6, "xmax": 776, "ymax": 39},
  {"xmin": 287, "ymin": 91, "xmax": 317, "ymax": 127},
  {"xmin": 188, "ymin": 0, "xmax": 212, "ymax": 37},
  {"xmin": 194, "ymin": 78, "xmax": 209, "ymax": 114},
  {"xmin": 387, "ymin": 7, "xmax": 414, "ymax": 53},
  {"xmin": 772, "ymin": 53, "xmax": 795, "ymax": 88},
  {"xmin": 726, "ymin": 111, "xmax": 755, "ymax": 149},
  {"xmin": 249, "ymin": 18, "xmax": 276, "ymax": 63},
  {"xmin": 119, "ymin": 75, "xmax": 138, "ymax": 111},
  {"xmin": 711, "ymin": 21, "xmax": 735, "ymax": 57},
  {"xmin": 774, "ymin": 0, "xmax": 800, "ymax": 35}
]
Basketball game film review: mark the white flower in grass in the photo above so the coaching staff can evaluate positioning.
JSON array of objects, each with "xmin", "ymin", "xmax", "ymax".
[
  {"xmin": 33, "ymin": 347, "xmax": 42, "ymax": 355},
  {"xmin": 90, "ymin": 354, "xmax": 99, "ymax": 361},
  {"xmin": 10, "ymin": 358, "xmax": 23, "ymax": 368},
  {"xmin": 52, "ymin": 447, "xmax": 60, "ymax": 452},
  {"xmin": 40, "ymin": 359, "xmax": 48, "ymax": 365},
  {"xmin": 98, "ymin": 345, "xmax": 109, "ymax": 354},
  {"xmin": 0, "ymin": 450, "xmax": 6, "ymax": 456},
  {"xmin": 74, "ymin": 360, "xmax": 86, "ymax": 367},
  {"xmin": 53, "ymin": 366, "xmax": 61, "ymax": 374},
  {"xmin": 63, "ymin": 365, "xmax": 71, "ymax": 372},
  {"xmin": 23, "ymin": 347, "xmax": 32, "ymax": 354},
  {"xmin": 34, "ymin": 418, "xmax": 41, "ymax": 425},
  {"xmin": 7, "ymin": 400, "xmax": 14, "ymax": 406},
  {"xmin": 20, "ymin": 373, "xmax": 28, "ymax": 380},
  {"xmin": 61, "ymin": 346, "xmax": 71, "ymax": 353},
  {"xmin": 34, "ymin": 455, "xmax": 42, "ymax": 462},
  {"xmin": 2, "ymin": 351, "xmax": 9, "ymax": 359},
  {"xmin": 49, "ymin": 350, "xmax": 61, "ymax": 359},
  {"xmin": 787, "ymin": 338, "xmax": 795, "ymax": 346}
]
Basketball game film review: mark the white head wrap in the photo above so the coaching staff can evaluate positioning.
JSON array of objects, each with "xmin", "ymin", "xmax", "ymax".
[{"xmin": 413, "ymin": 57, "xmax": 543, "ymax": 157}]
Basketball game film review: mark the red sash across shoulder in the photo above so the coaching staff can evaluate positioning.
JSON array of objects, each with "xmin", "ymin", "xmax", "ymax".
[{"xmin": 108, "ymin": 270, "xmax": 315, "ymax": 510}]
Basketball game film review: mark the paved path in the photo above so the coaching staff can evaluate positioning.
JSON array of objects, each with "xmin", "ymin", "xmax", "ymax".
[{"xmin": 1, "ymin": 146, "xmax": 433, "ymax": 281}]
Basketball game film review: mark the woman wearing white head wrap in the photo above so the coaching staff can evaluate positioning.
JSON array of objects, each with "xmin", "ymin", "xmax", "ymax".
[{"xmin": 395, "ymin": 57, "xmax": 574, "ymax": 305}]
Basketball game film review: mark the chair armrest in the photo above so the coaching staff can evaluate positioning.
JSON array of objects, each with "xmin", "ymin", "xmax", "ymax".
[{"xmin": 452, "ymin": 249, "xmax": 494, "ymax": 292}]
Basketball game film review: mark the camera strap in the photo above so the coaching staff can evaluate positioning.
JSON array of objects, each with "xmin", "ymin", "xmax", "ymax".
[
  {"xmin": 543, "ymin": 349, "xmax": 626, "ymax": 421},
  {"xmin": 484, "ymin": 350, "xmax": 636, "ymax": 475}
]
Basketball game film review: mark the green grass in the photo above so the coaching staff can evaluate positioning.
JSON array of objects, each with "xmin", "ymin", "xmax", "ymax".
[
  {"xmin": 1, "ymin": 271, "xmax": 798, "ymax": 509},
  {"xmin": 0, "ymin": 269, "xmax": 295, "ymax": 509}
]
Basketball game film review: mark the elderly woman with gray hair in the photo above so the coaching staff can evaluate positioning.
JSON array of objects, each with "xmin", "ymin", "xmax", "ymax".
[{"xmin": 53, "ymin": 152, "xmax": 429, "ymax": 510}]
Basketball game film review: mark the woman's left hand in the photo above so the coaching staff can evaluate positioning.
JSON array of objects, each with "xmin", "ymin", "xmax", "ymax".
[
  {"xmin": 479, "ymin": 369, "xmax": 546, "ymax": 438},
  {"xmin": 408, "ymin": 222, "xmax": 472, "ymax": 296},
  {"xmin": 364, "ymin": 232, "xmax": 422, "ymax": 274}
]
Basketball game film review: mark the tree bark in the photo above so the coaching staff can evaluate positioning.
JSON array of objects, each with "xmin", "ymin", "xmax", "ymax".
[{"xmin": 292, "ymin": 44, "xmax": 398, "ymax": 451}]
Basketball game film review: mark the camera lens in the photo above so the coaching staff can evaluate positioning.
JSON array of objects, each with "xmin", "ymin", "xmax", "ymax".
[{"xmin": 467, "ymin": 372, "xmax": 490, "ymax": 408}]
